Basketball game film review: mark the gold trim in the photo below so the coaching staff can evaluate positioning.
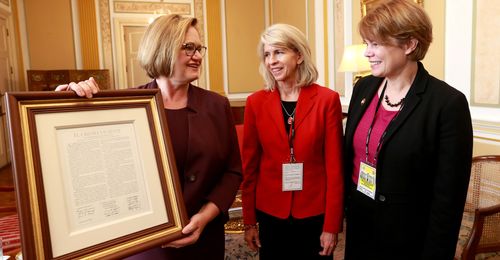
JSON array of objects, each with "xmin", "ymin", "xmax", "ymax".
[
  {"xmin": 113, "ymin": 1, "xmax": 191, "ymax": 14},
  {"xmin": 206, "ymin": 0, "xmax": 224, "ymax": 95},
  {"xmin": 224, "ymin": 217, "xmax": 244, "ymax": 234},
  {"xmin": 78, "ymin": 0, "xmax": 100, "ymax": 69},
  {"xmin": 473, "ymin": 119, "xmax": 500, "ymax": 127},
  {"xmin": 150, "ymin": 98, "xmax": 183, "ymax": 229},
  {"xmin": 474, "ymin": 135, "xmax": 500, "ymax": 142},
  {"xmin": 472, "ymin": 119, "xmax": 500, "ymax": 142},
  {"xmin": 20, "ymin": 104, "xmax": 44, "ymax": 256},
  {"xmin": 98, "ymin": 0, "xmax": 114, "ymax": 88}
]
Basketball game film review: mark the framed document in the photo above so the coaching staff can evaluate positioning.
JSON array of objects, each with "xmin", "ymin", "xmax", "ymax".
[{"xmin": 5, "ymin": 90, "xmax": 188, "ymax": 259}]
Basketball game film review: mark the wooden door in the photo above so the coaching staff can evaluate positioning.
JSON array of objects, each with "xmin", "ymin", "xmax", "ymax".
[{"xmin": 0, "ymin": 15, "xmax": 12, "ymax": 167}]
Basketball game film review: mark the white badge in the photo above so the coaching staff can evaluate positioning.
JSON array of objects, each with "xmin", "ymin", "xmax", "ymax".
[
  {"xmin": 282, "ymin": 162, "xmax": 303, "ymax": 191},
  {"xmin": 357, "ymin": 162, "xmax": 376, "ymax": 199}
]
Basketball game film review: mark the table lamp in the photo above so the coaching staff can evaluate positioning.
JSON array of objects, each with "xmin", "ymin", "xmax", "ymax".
[{"xmin": 338, "ymin": 44, "xmax": 371, "ymax": 84}]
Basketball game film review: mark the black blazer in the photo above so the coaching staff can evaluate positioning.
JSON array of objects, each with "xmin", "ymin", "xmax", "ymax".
[{"xmin": 344, "ymin": 62, "xmax": 473, "ymax": 259}]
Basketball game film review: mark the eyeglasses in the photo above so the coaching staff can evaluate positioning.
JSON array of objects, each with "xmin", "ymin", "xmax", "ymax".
[{"xmin": 181, "ymin": 42, "xmax": 207, "ymax": 57}]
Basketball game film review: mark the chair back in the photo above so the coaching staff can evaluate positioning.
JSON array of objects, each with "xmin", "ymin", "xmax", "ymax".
[{"xmin": 462, "ymin": 155, "xmax": 500, "ymax": 259}]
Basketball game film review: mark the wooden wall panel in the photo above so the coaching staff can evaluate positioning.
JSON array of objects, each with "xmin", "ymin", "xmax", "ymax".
[
  {"xmin": 24, "ymin": 0, "xmax": 75, "ymax": 69},
  {"xmin": 206, "ymin": 0, "xmax": 224, "ymax": 95},
  {"xmin": 271, "ymin": 0, "xmax": 307, "ymax": 35},
  {"xmin": 225, "ymin": 0, "xmax": 265, "ymax": 94},
  {"xmin": 78, "ymin": 0, "xmax": 99, "ymax": 69}
]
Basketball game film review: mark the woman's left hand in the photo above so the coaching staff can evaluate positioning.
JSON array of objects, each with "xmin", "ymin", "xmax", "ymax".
[
  {"xmin": 164, "ymin": 213, "xmax": 206, "ymax": 248},
  {"xmin": 163, "ymin": 201, "xmax": 220, "ymax": 248},
  {"xmin": 319, "ymin": 231, "xmax": 338, "ymax": 256}
]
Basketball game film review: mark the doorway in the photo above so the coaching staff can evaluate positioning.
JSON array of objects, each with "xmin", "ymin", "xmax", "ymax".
[
  {"xmin": 0, "ymin": 13, "xmax": 13, "ymax": 167},
  {"xmin": 123, "ymin": 25, "xmax": 151, "ymax": 88}
]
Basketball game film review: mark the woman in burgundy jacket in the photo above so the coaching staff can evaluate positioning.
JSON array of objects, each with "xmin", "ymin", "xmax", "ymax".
[
  {"xmin": 56, "ymin": 14, "xmax": 242, "ymax": 260},
  {"xmin": 241, "ymin": 23, "xmax": 344, "ymax": 259}
]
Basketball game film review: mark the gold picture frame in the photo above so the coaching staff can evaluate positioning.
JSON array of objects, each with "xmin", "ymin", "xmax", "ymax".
[
  {"xmin": 5, "ymin": 90, "xmax": 188, "ymax": 259},
  {"xmin": 361, "ymin": 0, "xmax": 424, "ymax": 17}
]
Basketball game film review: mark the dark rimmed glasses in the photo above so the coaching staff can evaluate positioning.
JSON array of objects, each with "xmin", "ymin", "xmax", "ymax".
[{"xmin": 181, "ymin": 42, "xmax": 207, "ymax": 57}]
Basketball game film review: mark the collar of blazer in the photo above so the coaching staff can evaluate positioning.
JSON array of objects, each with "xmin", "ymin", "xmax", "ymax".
[
  {"xmin": 346, "ymin": 62, "xmax": 430, "ymax": 152},
  {"xmin": 265, "ymin": 83, "xmax": 319, "ymax": 140},
  {"xmin": 145, "ymin": 79, "xmax": 208, "ymax": 114}
]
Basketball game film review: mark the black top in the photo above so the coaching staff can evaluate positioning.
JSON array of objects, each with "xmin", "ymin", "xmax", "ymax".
[{"xmin": 280, "ymin": 100, "xmax": 297, "ymax": 134}]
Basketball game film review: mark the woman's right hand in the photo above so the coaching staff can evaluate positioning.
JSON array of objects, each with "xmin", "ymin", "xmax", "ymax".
[
  {"xmin": 55, "ymin": 77, "xmax": 100, "ymax": 98},
  {"xmin": 244, "ymin": 226, "xmax": 261, "ymax": 251}
]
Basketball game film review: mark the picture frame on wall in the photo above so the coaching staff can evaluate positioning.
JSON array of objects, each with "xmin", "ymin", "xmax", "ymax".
[
  {"xmin": 5, "ymin": 90, "xmax": 188, "ymax": 259},
  {"xmin": 361, "ymin": 0, "xmax": 424, "ymax": 16}
]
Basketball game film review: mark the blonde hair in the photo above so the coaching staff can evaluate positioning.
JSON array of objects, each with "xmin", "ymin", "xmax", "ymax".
[
  {"xmin": 359, "ymin": 0, "xmax": 432, "ymax": 61},
  {"xmin": 138, "ymin": 14, "xmax": 198, "ymax": 78},
  {"xmin": 258, "ymin": 23, "xmax": 318, "ymax": 90}
]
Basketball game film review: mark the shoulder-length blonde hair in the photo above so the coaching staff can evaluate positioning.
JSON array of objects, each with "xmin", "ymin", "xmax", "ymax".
[
  {"xmin": 258, "ymin": 23, "xmax": 318, "ymax": 91},
  {"xmin": 359, "ymin": 0, "xmax": 432, "ymax": 61},
  {"xmin": 138, "ymin": 14, "xmax": 198, "ymax": 79}
]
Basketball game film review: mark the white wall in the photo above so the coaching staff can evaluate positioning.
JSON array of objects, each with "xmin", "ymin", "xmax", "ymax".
[{"xmin": 445, "ymin": 0, "xmax": 500, "ymax": 156}]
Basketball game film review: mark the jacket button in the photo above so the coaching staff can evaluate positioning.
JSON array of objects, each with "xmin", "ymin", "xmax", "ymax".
[
  {"xmin": 188, "ymin": 175, "xmax": 197, "ymax": 182},
  {"xmin": 378, "ymin": 195, "xmax": 386, "ymax": 202}
]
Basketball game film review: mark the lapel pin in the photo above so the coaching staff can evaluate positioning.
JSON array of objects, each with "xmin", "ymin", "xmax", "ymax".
[{"xmin": 361, "ymin": 98, "xmax": 366, "ymax": 105}]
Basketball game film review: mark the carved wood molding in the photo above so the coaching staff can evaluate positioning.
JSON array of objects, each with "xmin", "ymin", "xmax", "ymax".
[{"xmin": 113, "ymin": 1, "xmax": 190, "ymax": 14}]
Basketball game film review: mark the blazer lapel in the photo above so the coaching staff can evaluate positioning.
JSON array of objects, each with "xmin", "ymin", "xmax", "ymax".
[
  {"xmin": 380, "ymin": 62, "xmax": 429, "ymax": 148},
  {"xmin": 294, "ymin": 84, "xmax": 317, "ymax": 129},
  {"xmin": 264, "ymin": 89, "xmax": 289, "ymax": 142}
]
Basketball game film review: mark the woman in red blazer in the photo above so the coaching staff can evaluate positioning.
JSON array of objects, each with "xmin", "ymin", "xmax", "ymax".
[{"xmin": 241, "ymin": 23, "xmax": 344, "ymax": 259}]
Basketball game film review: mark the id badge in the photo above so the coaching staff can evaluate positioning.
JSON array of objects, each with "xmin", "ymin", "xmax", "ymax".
[
  {"xmin": 357, "ymin": 162, "xmax": 376, "ymax": 199},
  {"xmin": 282, "ymin": 162, "xmax": 303, "ymax": 191}
]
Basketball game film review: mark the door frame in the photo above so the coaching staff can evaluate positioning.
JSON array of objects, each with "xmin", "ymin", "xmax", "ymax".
[
  {"xmin": 0, "ymin": 7, "xmax": 19, "ymax": 93},
  {"xmin": 0, "ymin": 6, "xmax": 16, "ymax": 166},
  {"xmin": 112, "ymin": 17, "xmax": 149, "ymax": 89}
]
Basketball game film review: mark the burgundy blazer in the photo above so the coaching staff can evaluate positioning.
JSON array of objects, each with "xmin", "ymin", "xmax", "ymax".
[
  {"xmin": 137, "ymin": 81, "xmax": 242, "ymax": 218},
  {"xmin": 241, "ymin": 83, "xmax": 344, "ymax": 233}
]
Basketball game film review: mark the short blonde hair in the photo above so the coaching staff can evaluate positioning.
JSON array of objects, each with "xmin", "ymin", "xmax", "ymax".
[
  {"xmin": 359, "ymin": 0, "xmax": 432, "ymax": 61},
  {"xmin": 138, "ymin": 14, "xmax": 198, "ymax": 78},
  {"xmin": 258, "ymin": 23, "xmax": 318, "ymax": 90}
]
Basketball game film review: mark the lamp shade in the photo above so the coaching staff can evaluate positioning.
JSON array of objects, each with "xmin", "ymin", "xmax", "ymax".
[{"xmin": 338, "ymin": 44, "xmax": 371, "ymax": 73}]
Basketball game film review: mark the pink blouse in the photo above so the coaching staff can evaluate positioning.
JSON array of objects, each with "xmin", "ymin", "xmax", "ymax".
[{"xmin": 351, "ymin": 94, "xmax": 398, "ymax": 184}]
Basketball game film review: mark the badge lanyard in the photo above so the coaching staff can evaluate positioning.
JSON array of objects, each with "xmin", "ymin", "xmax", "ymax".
[
  {"xmin": 357, "ymin": 81, "xmax": 404, "ymax": 199},
  {"xmin": 282, "ymin": 114, "xmax": 303, "ymax": 191},
  {"xmin": 288, "ymin": 118, "xmax": 296, "ymax": 163},
  {"xmin": 365, "ymin": 81, "xmax": 404, "ymax": 165}
]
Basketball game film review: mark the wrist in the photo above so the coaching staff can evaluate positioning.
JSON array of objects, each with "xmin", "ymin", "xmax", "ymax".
[{"xmin": 244, "ymin": 223, "xmax": 258, "ymax": 231}]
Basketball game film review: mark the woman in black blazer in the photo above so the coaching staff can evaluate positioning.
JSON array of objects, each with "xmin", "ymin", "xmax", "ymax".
[{"xmin": 343, "ymin": 1, "xmax": 473, "ymax": 259}]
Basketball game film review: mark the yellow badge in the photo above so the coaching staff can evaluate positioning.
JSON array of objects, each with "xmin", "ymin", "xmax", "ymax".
[{"xmin": 357, "ymin": 162, "xmax": 376, "ymax": 199}]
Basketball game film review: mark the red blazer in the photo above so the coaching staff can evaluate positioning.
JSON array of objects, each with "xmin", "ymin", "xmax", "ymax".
[{"xmin": 241, "ymin": 83, "xmax": 344, "ymax": 233}]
